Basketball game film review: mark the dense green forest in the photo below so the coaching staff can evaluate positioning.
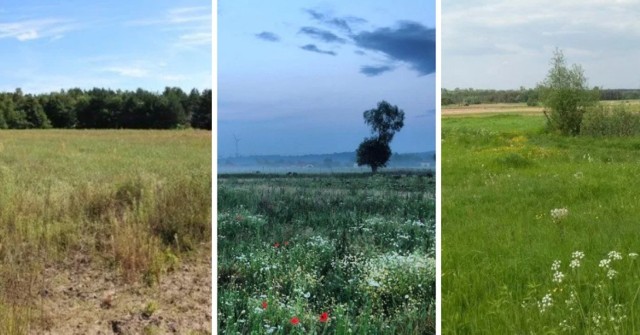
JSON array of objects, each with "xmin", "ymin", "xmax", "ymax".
[
  {"xmin": 442, "ymin": 88, "xmax": 640, "ymax": 106},
  {"xmin": 0, "ymin": 87, "xmax": 212, "ymax": 129}
]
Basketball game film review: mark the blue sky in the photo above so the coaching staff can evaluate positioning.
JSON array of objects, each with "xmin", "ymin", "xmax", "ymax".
[
  {"xmin": 0, "ymin": 0, "xmax": 211, "ymax": 93},
  {"xmin": 218, "ymin": 0, "xmax": 435, "ymax": 156}
]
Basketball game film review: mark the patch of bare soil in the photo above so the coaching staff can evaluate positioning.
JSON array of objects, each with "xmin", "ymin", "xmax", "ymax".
[
  {"xmin": 442, "ymin": 103, "xmax": 544, "ymax": 116},
  {"xmin": 34, "ymin": 245, "xmax": 211, "ymax": 335}
]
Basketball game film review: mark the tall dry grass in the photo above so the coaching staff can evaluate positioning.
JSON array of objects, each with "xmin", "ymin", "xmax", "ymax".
[{"xmin": 0, "ymin": 129, "xmax": 211, "ymax": 332}]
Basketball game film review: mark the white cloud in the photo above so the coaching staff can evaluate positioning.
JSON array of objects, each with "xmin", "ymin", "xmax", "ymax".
[
  {"xmin": 104, "ymin": 66, "xmax": 149, "ymax": 78},
  {"xmin": 167, "ymin": 6, "xmax": 211, "ymax": 24},
  {"xmin": 178, "ymin": 32, "xmax": 211, "ymax": 47},
  {"xmin": 125, "ymin": 6, "xmax": 211, "ymax": 49},
  {"xmin": 443, "ymin": 0, "xmax": 640, "ymax": 88},
  {"xmin": 0, "ymin": 19, "xmax": 76, "ymax": 41}
]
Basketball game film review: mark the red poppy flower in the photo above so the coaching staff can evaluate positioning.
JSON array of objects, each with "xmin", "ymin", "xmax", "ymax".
[
  {"xmin": 290, "ymin": 316, "xmax": 300, "ymax": 326},
  {"xmin": 319, "ymin": 312, "xmax": 329, "ymax": 323},
  {"xmin": 261, "ymin": 300, "xmax": 268, "ymax": 309},
  {"xmin": 274, "ymin": 242, "xmax": 280, "ymax": 248}
]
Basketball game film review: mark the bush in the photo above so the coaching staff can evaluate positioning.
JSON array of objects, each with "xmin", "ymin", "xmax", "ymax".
[
  {"xmin": 538, "ymin": 49, "xmax": 598, "ymax": 135},
  {"xmin": 581, "ymin": 104, "xmax": 640, "ymax": 137}
]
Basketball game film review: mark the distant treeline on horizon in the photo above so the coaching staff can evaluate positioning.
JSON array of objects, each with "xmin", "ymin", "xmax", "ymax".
[
  {"xmin": 442, "ymin": 88, "xmax": 640, "ymax": 106},
  {"xmin": 0, "ymin": 87, "xmax": 212, "ymax": 130}
]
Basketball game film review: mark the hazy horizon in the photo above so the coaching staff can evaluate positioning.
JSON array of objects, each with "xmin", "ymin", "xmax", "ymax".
[{"xmin": 218, "ymin": 0, "xmax": 436, "ymax": 157}]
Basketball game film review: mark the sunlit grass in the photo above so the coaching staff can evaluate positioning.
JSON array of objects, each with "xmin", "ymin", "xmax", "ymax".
[{"xmin": 442, "ymin": 113, "xmax": 640, "ymax": 333}]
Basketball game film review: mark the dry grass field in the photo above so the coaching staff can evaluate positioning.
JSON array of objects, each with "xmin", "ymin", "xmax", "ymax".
[{"xmin": 0, "ymin": 129, "xmax": 211, "ymax": 334}]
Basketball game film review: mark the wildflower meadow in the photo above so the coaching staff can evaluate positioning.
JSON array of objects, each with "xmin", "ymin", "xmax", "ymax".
[
  {"xmin": 218, "ymin": 173, "xmax": 435, "ymax": 334},
  {"xmin": 443, "ymin": 110, "xmax": 640, "ymax": 333}
]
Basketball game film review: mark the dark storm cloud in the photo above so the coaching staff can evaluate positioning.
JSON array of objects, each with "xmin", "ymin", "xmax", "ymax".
[
  {"xmin": 304, "ymin": 9, "xmax": 366, "ymax": 33},
  {"xmin": 299, "ymin": 27, "xmax": 346, "ymax": 44},
  {"xmin": 255, "ymin": 31, "xmax": 280, "ymax": 42},
  {"xmin": 353, "ymin": 21, "xmax": 436, "ymax": 76},
  {"xmin": 360, "ymin": 65, "xmax": 394, "ymax": 76},
  {"xmin": 300, "ymin": 44, "xmax": 336, "ymax": 56}
]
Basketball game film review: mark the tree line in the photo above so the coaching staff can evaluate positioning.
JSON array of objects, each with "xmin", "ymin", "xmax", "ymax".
[
  {"xmin": 442, "ymin": 88, "xmax": 640, "ymax": 106},
  {"xmin": 0, "ymin": 87, "xmax": 212, "ymax": 130}
]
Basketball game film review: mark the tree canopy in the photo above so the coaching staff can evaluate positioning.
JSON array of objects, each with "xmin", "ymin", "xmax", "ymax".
[
  {"xmin": 357, "ymin": 101, "xmax": 405, "ymax": 173},
  {"xmin": 0, "ymin": 87, "xmax": 212, "ymax": 130}
]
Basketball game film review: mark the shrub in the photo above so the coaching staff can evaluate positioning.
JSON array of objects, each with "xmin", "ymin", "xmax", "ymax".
[
  {"xmin": 538, "ymin": 49, "xmax": 598, "ymax": 135},
  {"xmin": 581, "ymin": 104, "xmax": 640, "ymax": 137}
]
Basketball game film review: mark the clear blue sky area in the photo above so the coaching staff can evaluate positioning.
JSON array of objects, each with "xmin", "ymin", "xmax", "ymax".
[
  {"xmin": 218, "ymin": 0, "xmax": 435, "ymax": 156},
  {"xmin": 0, "ymin": 0, "xmax": 211, "ymax": 93}
]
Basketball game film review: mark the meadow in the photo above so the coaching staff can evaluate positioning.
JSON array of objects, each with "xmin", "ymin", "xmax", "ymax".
[
  {"xmin": 218, "ymin": 172, "xmax": 436, "ymax": 334},
  {"xmin": 442, "ymin": 105, "xmax": 640, "ymax": 333},
  {"xmin": 0, "ymin": 129, "xmax": 211, "ymax": 334}
]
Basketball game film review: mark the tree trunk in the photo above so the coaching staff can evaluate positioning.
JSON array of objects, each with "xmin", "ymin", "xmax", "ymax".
[{"xmin": 371, "ymin": 165, "xmax": 378, "ymax": 174}]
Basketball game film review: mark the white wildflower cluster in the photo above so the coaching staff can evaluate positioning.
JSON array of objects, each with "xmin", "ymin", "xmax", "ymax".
[
  {"xmin": 364, "ymin": 216, "xmax": 387, "ymax": 226},
  {"xmin": 570, "ymin": 251, "xmax": 585, "ymax": 269},
  {"xmin": 306, "ymin": 235, "xmax": 332, "ymax": 249},
  {"xmin": 551, "ymin": 260, "xmax": 564, "ymax": 283},
  {"xmin": 218, "ymin": 211, "xmax": 267, "ymax": 229},
  {"xmin": 559, "ymin": 319, "xmax": 575, "ymax": 331},
  {"xmin": 406, "ymin": 219, "xmax": 425, "ymax": 227},
  {"xmin": 608, "ymin": 251, "xmax": 622, "ymax": 261},
  {"xmin": 629, "ymin": 252, "xmax": 639, "ymax": 259},
  {"xmin": 565, "ymin": 291, "xmax": 577, "ymax": 309},
  {"xmin": 599, "ymin": 251, "xmax": 623, "ymax": 279},
  {"xmin": 260, "ymin": 264, "xmax": 278, "ymax": 273},
  {"xmin": 361, "ymin": 251, "xmax": 435, "ymax": 296},
  {"xmin": 550, "ymin": 208, "xmax": 569, "ymax": 223},
  {"xmin": 264, "ymin": 324, "xmax": 282, "ymax": 334},
  {"xmin": 538, "ymin": 293, "xmax": 553, "ymax": 313},
  {"xmin": 553, "ymin": 271, "xmax": 565, "ymax": 283}
]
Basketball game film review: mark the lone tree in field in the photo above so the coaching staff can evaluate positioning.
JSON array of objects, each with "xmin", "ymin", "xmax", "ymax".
[
  {"xmin": 538, "ymin": 48, "xmax": 599, "ymax": 135},
  {"xmin": 357, "ymin": 101, "xmax": 405, "ymax": 173}
]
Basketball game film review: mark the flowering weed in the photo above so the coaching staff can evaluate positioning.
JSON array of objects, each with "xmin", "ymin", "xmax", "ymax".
[{"xmin": 218, "ymin": 173, "xmax": 435, "ymax": 334}]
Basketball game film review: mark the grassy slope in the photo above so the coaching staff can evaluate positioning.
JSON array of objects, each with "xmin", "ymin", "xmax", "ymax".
[{"xmin": 443, "ymin": 114, "xmax": 640, "ymax": 333}]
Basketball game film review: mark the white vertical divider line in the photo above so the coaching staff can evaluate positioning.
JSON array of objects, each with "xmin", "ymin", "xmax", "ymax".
[
  {"xmin": 212, "ymin": 0, "xmax": 218, "ymax": 333},
  {"xmin": 435, "ymin": 0, "xmax": 442, "ymax": 332}
]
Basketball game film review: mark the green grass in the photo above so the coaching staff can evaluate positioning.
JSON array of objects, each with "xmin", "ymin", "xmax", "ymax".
[
  {"xmin": 443, "ymin": 113, "xmax": 640, "ymax": 334},
  {"xmin": 0, "ymin": 129, "xmax": 211, "ymax": 333},
  {"xmin": 218, "ymin": 174, "xmax": 436, "ymax": 334}
]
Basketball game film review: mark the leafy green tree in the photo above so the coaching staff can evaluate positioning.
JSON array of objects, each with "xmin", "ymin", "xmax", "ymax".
[
  {"xmin": 538, "ymin": 48, "xmax": 599, "ymax": 135},
  {"xmin": 356, "ymin": 138, "xmax": 391, "ymax": 173},
  {"xmin": 22, "ymin": 96, "xmax": 52, "ymax": 128},
  {"xmin": 43, "ymin": 93, "xmax": 76, "ymax": 128},
  {"xmin": 191, "ymin": 89, "xmax": 211, "ymax": 130},
  {"xmin": 363, "ymin": 100, "xmax": 405, "ymax": 143},
  {"xmin": 356, "ymin": 101, "xmax": 405, "ymax": 173}
]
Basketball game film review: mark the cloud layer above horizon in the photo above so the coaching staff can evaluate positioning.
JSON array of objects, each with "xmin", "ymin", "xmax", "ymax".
[{"xmin": 443, "ymin": 0, "xmax": 640, "ymax": 89}]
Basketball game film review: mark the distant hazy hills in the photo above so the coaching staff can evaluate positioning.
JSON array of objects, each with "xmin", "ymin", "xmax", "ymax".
[{"xmin": 218, "ymin": 151, "xmax": 435, "ymax": 172}]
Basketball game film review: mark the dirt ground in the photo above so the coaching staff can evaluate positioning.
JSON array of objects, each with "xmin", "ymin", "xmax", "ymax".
[
  {"xmin": 34, "ymin": 245, "xmax": 212, "ymax": 335},
  {"xmin": 442, "ymin": 103, "xmax": 544, "ymax": 116}
]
